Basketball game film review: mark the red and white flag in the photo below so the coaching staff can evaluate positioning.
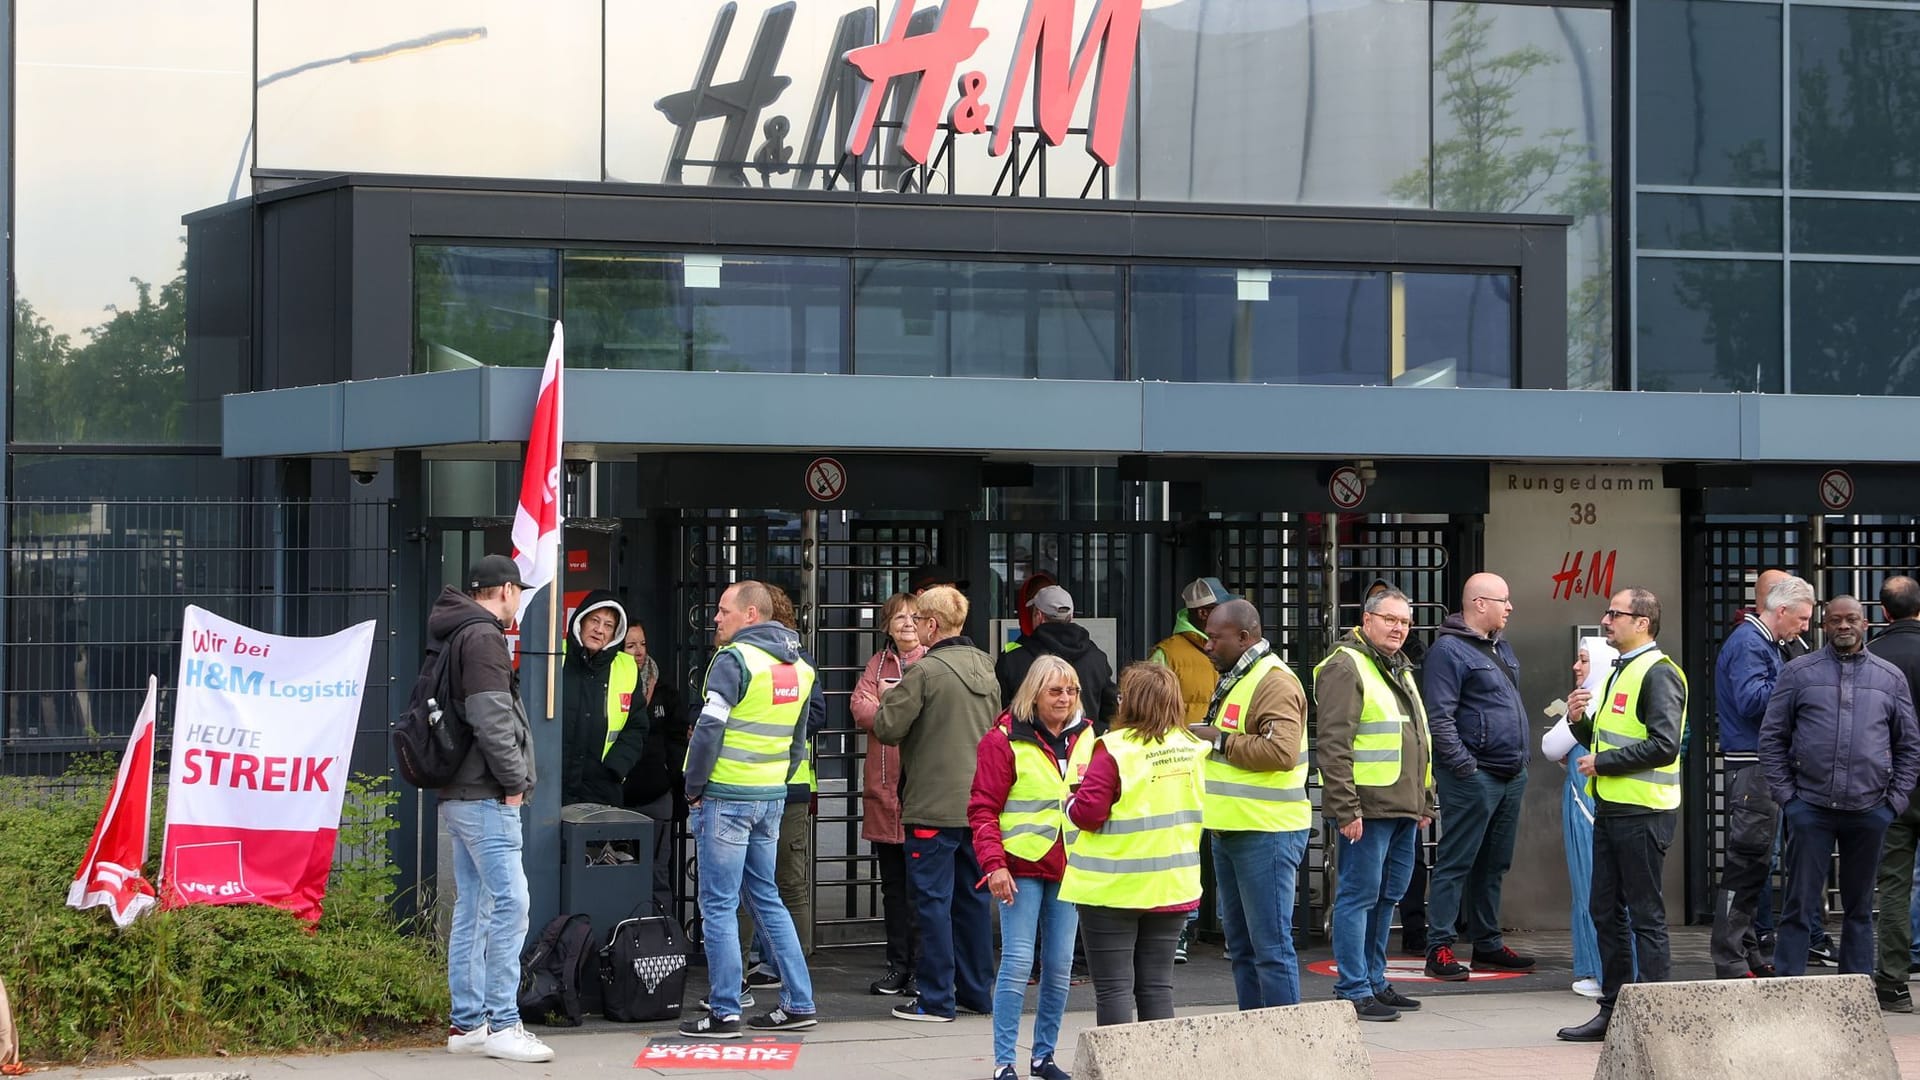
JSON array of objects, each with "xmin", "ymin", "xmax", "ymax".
[
  {"xmin": 67, "ymin": 675, "xmax": 159, "ymax": 928},
  {"xmin": 512, "ymin": 322, "xmax": 565, "ymax": 621}
]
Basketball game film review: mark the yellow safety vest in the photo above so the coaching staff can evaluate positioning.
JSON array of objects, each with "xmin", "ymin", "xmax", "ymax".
[
  {"xmin": 1312, "ymin": 645, "xmax": 1431, "ymax": 788},
  {"xmin": 703, "ymin": 642, "xmax": 815, "ymax": 790},
  {"xmin": 1152, "ymin": 630, "xmax": 1217, "ymax": 725},
  {"xmin": 1059, "ymin": 728, "xmax": 1207, "ymax": 909},
  {"xmin": 562, "ymin": 643, "xmax": 642, "ymax": 761},
  {"xmin": 997, "ymin": 725, "xmax": 1096, "ymax": 862},
  {"xmin": 1590, "ymin": 648, "xmax": 1687, "ymax": 811},
  {"xmin": 1202, "ymin": 654, "xmax": 1310, "ymax": 832}
]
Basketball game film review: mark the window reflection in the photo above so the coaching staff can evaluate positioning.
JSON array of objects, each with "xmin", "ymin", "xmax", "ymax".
[
  {"xmin": 1131, "ymin": 266, "xmax": 1390, "ymax": 385},
  {"xmin": 1636, "ymin": 257, "xmax": 1782, "ymax": 393},
  {"xmin": 1638, "ymin": 0, "xmax": 1782, "ymax": 188},
  {"xmin": 853, "ymin": 260, "xmax": 1121, "ymax": 379},
  {"xmin": 1792, "ymin": 6, "xmax": 1920, "ymax": 195},
  {"xmin": 1791, "ymin": 264, "xmax": 1920, "ymax": 396},
  {"xmin": 1400, "ymin": 273, "xmax": 1514, "ymax": 388},
  {"xmin": 415, "ymin": 247, "xmax": 557, "ymax": 371}
]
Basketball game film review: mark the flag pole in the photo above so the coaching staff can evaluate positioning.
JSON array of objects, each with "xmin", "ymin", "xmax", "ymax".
[{"xmin": 545, "ymin": 527, "xmax": 560, "ymax": 721}]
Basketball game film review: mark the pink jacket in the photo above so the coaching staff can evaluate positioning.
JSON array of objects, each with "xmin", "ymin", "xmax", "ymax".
[{"xmin": 851, "ymin": 643, "xmax": 927, "ymax": 844}]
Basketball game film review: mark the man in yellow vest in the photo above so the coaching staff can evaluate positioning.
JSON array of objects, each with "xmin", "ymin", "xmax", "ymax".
[
  {"xmin": 1190, "ymin": 598, "xmax": 1310, "ymax": 1008},
  {"xmin": 680, "ymin": 580, "xmax": 822, "ymax": 1039},
  {"xmin": 1556, "ymin": 587, "xmax": 1686, "ymax": 1043},
  {"xmin": 1315, "ymin": 585, "xmax": 1435, "ymax": 1023},
  {"xmin": 1151, "ymin": 576, "xmax": 1235, "ymax": 963}
]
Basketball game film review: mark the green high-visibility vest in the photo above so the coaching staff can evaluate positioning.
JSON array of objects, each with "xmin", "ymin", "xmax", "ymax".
[
  {"xmin": 1202, "ymin": 654, "xmax": 1310, "ymax": 832},
  {"xmin": 1590, "ymin": 648, "xmax": 1687, "ymax": 811},
  {"xmin": 997, "ymin": 726, "xmax": 1096, "ymax": 862},
  {"xmin": 561, "ymin": 643, "xmax": 641, "ymax": 761},
  {"xmin": 1312, "ymin": 645, "xmax": 1431, "ymax": 788},
  {"xmin": 703, "ymin": 642, "xmax": 814, "ymax": 790},
  {"xmin": 1059, "ymin": 728, "xmax": 1206, "ymax": 909}
]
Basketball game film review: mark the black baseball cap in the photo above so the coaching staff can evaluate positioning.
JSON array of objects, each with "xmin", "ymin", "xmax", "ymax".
[
  {"xmin": 909, "ymin": 563, "xmax": 970, "ymax": 593},
  {"xmin": 468, "ymin": 554, "xmax": 525, "ymax": 590}
]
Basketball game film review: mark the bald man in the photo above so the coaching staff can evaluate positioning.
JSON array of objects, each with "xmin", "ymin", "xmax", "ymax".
[{"xmin": 1420, "ymin": 573, "xmax": 1534, "ymax": 980}]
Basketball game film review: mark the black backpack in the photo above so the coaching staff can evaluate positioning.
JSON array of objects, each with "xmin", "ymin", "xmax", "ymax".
[
  {"xmin": 518, "ymin": 913, "xmax": 595, "ymax": 1027},
  {"xmin": 393, "ymin": 614, "xmax": 494, "ymax": 788},
  {"xmin": 598, "ymin": 904, "xmax": 690, "ymax": 1022}
]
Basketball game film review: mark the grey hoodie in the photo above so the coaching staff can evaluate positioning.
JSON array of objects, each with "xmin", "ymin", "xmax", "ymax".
[{"xmin": 684, "ymin": 620, "xmax": 824, "ymax": 802}]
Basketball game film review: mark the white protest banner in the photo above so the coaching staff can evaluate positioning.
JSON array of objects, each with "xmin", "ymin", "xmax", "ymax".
[{"xmin": 161, "ymin": 605, "xmax": 375, "ymax": 922}]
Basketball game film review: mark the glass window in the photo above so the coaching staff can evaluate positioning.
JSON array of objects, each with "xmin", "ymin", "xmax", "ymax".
[
  {"xmin": 1400, "ymin": 273, "xmax": 1514, "ymax": 388},
  {"xmin": 1636, "ymin": 257, "xmax": 1782, "ymax": 392},
  {"xmin": 853, "ymin": 260, "xmax": 1120, "ymax": 380},
  {"xmin": 563, "ymin": 252, "xmax": 846, "ymax": 374},
  {"xmin": 1793, "ymin": 199, "xmax": 1920, "ymax": 258},
  {"xmin": 14, "ymin": 0, "xmax": 251, "ymax": 445},
  {"xmin": 1426, "ymin": 4, "xmax": 1614, "ymax": 390},
  {"xmin": 1791, "ymin": 263, "xmax": 1920, "ymax": 396},
  {"xmin": 1792, "ymin": 6, "xmax": 1920, "ymax": 194},
  {"xmin": 255, "ymin": 1, "xmax": 599, "ymax": 180},
  {"xmin": 1131, "ymin": 266, "xmax": 1389, "ymax": 386},
  {"xmin": 1638, "ymin": 0, "xmax": 1782, "ymax": 188},
  {"xmin": 1638, "ymin": 193, "xmax": 1782, "ymax": 253},
  {"xmin": 1131, "ymin": 0, "xmax": 1427, "ymax": 207},
  {"xmin": 415, "ymin": 247, "xmax": 557, "ymax": 371}
]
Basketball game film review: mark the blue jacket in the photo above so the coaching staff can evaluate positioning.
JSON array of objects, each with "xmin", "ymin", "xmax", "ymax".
[
  {"xmin": 1712, "ymin": 616, "xmax": 1780, "ymax": 755},
  {"xmin": 1421, "ymin": 614, "xmax": 1528, "ymax": 779},
  {"xmin": 1760, "ymin": 644, "xmax": 1920, "ymax": 815}
]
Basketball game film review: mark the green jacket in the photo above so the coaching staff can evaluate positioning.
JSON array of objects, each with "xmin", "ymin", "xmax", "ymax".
[{"xmin": 873, "ymin": 636, "xmax": 1000, "ymax": 828}]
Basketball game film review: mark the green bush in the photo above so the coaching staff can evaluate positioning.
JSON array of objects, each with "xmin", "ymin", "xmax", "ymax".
[{"xmin": 0, "ymin": 772, "xmax": 445, "ymax": 1062}]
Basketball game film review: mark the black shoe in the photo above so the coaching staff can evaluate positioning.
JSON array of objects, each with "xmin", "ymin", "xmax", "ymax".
[
  {"xmin": 1556, "ymin": 1012, "xmax": 1610, "ymax": 1042},
  {"xmin": 745, "ymin": 963, "xmax": 784, "ymax": 990},
  {"xmin": 1375, "ymin": 985, "xmax": 1421, "ymax": 1011},
  {"xmin": 1351, "ymin": 997, "xmax": 1400, "ymax": 1022},
  {"xmin": 891, "ymin": 997, "xmax": 954, "ymax": 1023},
  {"xmin": 1808, "ymin": 942, "xmax": 1837, "ymax": 966},
  {"xmin": 680, "ymin": 1012, "xmax": 742, "ymax": 1039},
  {"xmin": 1879, "ymin": 986, "xmax": 1915, "ymax": 1014},
  {"xmin": 1030, "ymin": 1053, "xmax": 1072, "ymax": 1080},
  {"xmin": 1424, "ymin": 946, "xmax": 1471, "ymax": 981},
  {"xmin": 1471, "ymin": 945, "xmax": 1536, "ymax": 971},
  {"xmin": 748, "ymin": 1006, "xmax": 818, "ymax": 1030},
  {"xmin": 871, "ymin": 967, "xmax": 913, "ymax": 996},
  {"xmin": 1401, "ymin": 931, "xmax": 1427, "ymax": 956}
]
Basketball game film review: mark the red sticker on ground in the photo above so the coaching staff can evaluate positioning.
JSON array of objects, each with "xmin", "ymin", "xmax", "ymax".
[
  {"xmin": 637, "ymin": 1035, "xmax": 805, "ymax": 1070},
  {"xmin": 1305, "ymin": 958, "xmax": 1527, "ymax": 983}
]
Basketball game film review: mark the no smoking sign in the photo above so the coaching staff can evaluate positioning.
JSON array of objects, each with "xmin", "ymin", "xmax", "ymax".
[
  {"xmin": 806, "ymin": 457, "xmax": 847, "ymax": 503},
  {"xmin": 1818, "ymin": 468, "xmax": 1853, "ymax": 512},
  {"xmin": 1328, "ymin": 465, "xmax": 1368, "ymax": 510}
]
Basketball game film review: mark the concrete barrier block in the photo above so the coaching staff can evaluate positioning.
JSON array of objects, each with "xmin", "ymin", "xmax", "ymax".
[
  {"xmin": 1597, "ymin": 974, "xmax": 1895, "ymax": 1080},
  {"xmin": 1073, "ymin": 1000, "xmax": 1369, "ymax": 1080}
]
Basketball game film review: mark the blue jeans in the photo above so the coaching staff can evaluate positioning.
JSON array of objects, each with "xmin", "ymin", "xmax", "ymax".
[
  {"xmin": 693, "ymin": 799, "xmax": 815, "ymax": 1018},
  {"xmin": 906, "ymin": 825, "xmax": 995, "ymax": 1018},
  {"xmin": 1212, "ymin": 828, "xmax": 1308, "ymax": 1008},
  {"xmin": 992, "ymin": 876, "xmax": 1077, "ymax": 1067},
  {"xmin": 1332, "ymin": 817, "xmax": 1416, "ymax": 1001},
  {"xmin": 1428, "ymin": 767, "xmax": 1526, "ymax": 953},
  {"xmin": 442, "ymin": 798, "xmax": 530, "ymax": 1031}
]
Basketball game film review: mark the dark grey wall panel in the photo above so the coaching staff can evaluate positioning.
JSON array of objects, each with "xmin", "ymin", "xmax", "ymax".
[
  {"xmin": 1133, "ymin": 213, "xmax": 1266, "ymax": 261},
  {"xmin": 260, "ymin": 190, "xmax": 344, "ymax": 390},
  {"xmin": 993, "ymin": 208, "xmax": 1133, "ymax": 256},
  {"xmin": 410, "ymin": 190, "xmax": 565, "ymax": 239},
  {"xmin": 564, "ymin": 193, "xmax": 715, "ymax": 244},
  {"xmin": 349, "ymin": 189, "xmax": 413, "ymax": 381}
]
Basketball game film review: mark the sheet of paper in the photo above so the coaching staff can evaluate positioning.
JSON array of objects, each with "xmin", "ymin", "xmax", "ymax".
[
  {"xmin": 1580, "ymin": 636, "xmax": 1618, "ymax": 718},
  {"xmin": 1542, "ymin": 716, "xmax": 1579, "ymax": 762}
]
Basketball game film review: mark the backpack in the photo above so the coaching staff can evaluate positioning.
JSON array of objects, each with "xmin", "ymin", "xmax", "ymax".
[
  {"xmin": 393, "ymin": 614, "xmax": 494, "ymax": 788},
  {"xmin": 518, "ymin": 913, "xmax": 595, "ymax": 1027},
  {"xmin": 598, "ymin": 903, "xmax": 690, "ymax": 1022}
]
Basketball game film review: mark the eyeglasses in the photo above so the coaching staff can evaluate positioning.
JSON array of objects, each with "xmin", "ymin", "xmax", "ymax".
[
  {"xmin": 1601, "ymin": 608, "xmax": 1646, "ymax": 622},
  {"xmin": 1470, "ymin": 595, "xmax": 1513, "ymax": 608},
  {"xmin": 1367, "ymin": 612, "xmax": 1413, "ymax": 629},
  {"xmin": 912, "ymin": 613, "xmax": 935, "ymax": 624},
  {"xmin": 1044, "ymin": 686, "xmax": 1081, "ymax": 698}
]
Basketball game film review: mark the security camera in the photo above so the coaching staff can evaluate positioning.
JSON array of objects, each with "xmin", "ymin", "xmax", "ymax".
[{"xmin": 348, "ymin": 454, "xmax": 380, "ymax": 486}]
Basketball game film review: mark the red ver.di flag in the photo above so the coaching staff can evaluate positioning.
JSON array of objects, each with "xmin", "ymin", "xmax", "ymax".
[
  {"xmin": 512, "ymin": 321, "xmax": 564, "ymax": 622},
  {"xmin": 161, "ymin": 606, "xmax": 375, "ymax": 922},
  {"xmin": 66, "ymin": 675, "xmax": 161, "ymax": 928}
]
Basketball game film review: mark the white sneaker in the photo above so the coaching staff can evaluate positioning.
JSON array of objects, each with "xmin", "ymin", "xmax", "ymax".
[
  {"xmin": 1571, "ymin": 978, "xmax": 1603, "ymax": 999},
  {"xmin": 446, "ymin": 1024, "xmax": 489, "ymax": 1054},
  {"xmin": 484, "ymin": 1022, "xmax": 555, "ymax": 1063}
]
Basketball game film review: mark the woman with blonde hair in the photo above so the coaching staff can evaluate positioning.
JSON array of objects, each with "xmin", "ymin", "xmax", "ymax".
[
  {"xmin": 970, "ymin": 654, "xmax": 1092, "ymax": 1080},
  {"xmin": 1062, "ymin": 663, "xmax": 1207, "ymax": 1025},
  {"xmin": 850, "ymin": 593, "xmax": 928, "ymax": 996}
]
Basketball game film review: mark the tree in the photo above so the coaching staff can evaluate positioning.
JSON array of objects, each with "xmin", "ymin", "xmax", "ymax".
[{"xmin": 15, "ymin": 265, "xmax": 187, "ymax": 445}]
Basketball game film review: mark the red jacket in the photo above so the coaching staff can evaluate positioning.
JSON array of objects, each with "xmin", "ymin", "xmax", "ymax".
[
  {"xmin": 1066, "ymin": 739, "xmax": 1201, "ymax": 914},
  {"xmin": 968, "ymin": 712, "xmax": 1090, "ymax": 881}
]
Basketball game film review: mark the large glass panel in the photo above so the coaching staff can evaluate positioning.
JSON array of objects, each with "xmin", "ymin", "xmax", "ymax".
[
  {"xmin": 14, "ymin": 0, "xmax": 250, "ymax": 444},
  {"xmin": 1400, "ymin": 273, "xmax": 1514, "ymax": 388},
  {"xmin": 1130, "ymin": 266, "xmax": 1389, "ymax": 385},
  {"xmin": 1792, "ymin": 6, "xmax": 1920, "ymax": 194},
  {"xmin": 1638, "ymin": 193, "xmax": 1782, "ymax": 253},
  {"xmin": 1635, "ymin": 257, "xmax": 1782, "ymax": 392},
  {"xmin": 1638, "ymin": 0, "xmax": 1783, "ymax": 188},
  {"xmin": 415, "ymin": 247, "xmax": 558, "ymax": 371},
  {"xmin": 1131, "ymin": 0, "xmax": 1427, "ymax": 207},
  {"xmin": 1426, "ymin": 4, "xmax": 1614, "ymax": 390},
  {"xmin": 854, "ymin": 260, "xmax": 1121, "ymax": 380},
  {"xmin": 1791, "ymin": 263, "xmax": 1920, "ymax": 396},
  {"xmin": 563, "ymin": 252, "xmax": 846, "ymax": 374},
  {"xmin": 1793, "ymin": 199, "xmax": 1920, "ymax": 258},
  {"xmin": 256, "ymin": 1, "xmax": 599, "ymax": 180}
]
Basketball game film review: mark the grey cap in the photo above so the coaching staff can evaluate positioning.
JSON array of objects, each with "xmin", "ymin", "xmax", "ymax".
[
  {"xmin": 1181, "ymin": 576, "xmax": 1234, "ymax": 610},
  {"xmin": 1028, "ymin": 585, "xmax": 1075, "ymax": 620}
]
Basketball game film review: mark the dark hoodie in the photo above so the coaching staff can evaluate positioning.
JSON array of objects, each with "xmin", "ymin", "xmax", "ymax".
[
  {"xmin": 995, "ymin": 621, "xmax": 1119, "ymax": 730},
  {"xmin": 561, "ymin": 590, "xmax": 649, "ymax": 807},
  {"xmin": 684, "ymin": 620, "xmax": 823, "ymax": 803},
  {"xmin": 1421, "ymin": 612, "xmax": 1528, "ymax": 779},
  {"xmin": 428, "ymin": 585, "xmax": 534, "ymax": 801}
]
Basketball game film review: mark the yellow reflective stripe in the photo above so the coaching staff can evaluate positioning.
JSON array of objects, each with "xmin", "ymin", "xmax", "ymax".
[
  {"xmin": 718, "ymin": 744, "xmax": 790, "ymax": 764},
  {"xmin": 1003, "ymin": 797, "xmax": 1059, "ymax": 813},
  {"xmin": 1002, "ymin": 822, "xmax": 1059, "ymax": 841},
  {"xmin": 729, "ymin": 718, "xmax": 798, "ymax": 738},
  {"xmin": 1622, "ymin": 768, "xmax": 1680, "ymax": 785},
  {"xmin": 1099, "ymin": 808, "xmax": 1204, "ymax": 835},
  {"xmin": 1205, "ymin": 779, "xmax": 1306, "ymax": 802},
  {"xmin": 1355, "ymin": 719, "xmax": 1403, "ymax": 736},
  {"xmin": 1353, "ymin": 749, "xmax": 1400, "ymax": 762},
  {"xmin": 1070, "ymin": 850, "xmax": 1202, "ymax": 875}
]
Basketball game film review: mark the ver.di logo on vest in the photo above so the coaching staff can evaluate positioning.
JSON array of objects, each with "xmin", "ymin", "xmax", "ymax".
[
  {"xmin": 657, "ymin": 0, "xmax": 1141, "ymax": 191},
  {"xmin": 770, "ymin": 664, "xmax": 802, "ymax": 705}
]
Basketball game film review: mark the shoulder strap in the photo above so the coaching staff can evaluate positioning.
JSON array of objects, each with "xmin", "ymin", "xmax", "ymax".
[{"xmin": 1462, "ymin": 636, "xmax": 1521, "ymax": 696}]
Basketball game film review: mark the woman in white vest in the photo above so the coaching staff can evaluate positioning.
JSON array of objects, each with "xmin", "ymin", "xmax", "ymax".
[
  {"xmin": 1062, "ymin": 663, "xmax": 1208, "ymax": 1026},
  {"xmin": 970, "ymin": 655, "xmax": 1092, "ymax": 1080}
]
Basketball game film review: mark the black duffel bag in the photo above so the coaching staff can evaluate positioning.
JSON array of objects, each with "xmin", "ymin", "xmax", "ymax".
[{"xmin": 598, "ymin": 902, "xmax": 690, "ymax": 1022}]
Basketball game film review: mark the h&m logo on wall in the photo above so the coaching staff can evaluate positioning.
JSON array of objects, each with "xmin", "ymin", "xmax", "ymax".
[{"xmin": 658, "ymin": 0, "xmax": 1141, "ymax": 192}]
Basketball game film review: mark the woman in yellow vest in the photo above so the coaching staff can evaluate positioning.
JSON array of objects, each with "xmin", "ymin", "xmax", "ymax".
[
  {"xmin": 1062, "ymin": 663, "xmax": 1207, "ymax": 1026},
  {"xmin": 970, "ymin": 655, "xmax": 1092, "ymax": 1080}
]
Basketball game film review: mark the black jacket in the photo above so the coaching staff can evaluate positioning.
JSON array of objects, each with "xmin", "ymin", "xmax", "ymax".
[
  {"xmin": 622, "ymin": 676, "xmax": 689, "ymax": 815},
  {"xmin": 995, "ymin": 621, "xmax": 1119, "ymax": 730},
  {"xmin": 560, "ymin": 590, "xmax": 649, "ymax": 806},
  {"xmin": 1872, "ymin": 621, "xmax": 1920, "ymax": 802}
]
